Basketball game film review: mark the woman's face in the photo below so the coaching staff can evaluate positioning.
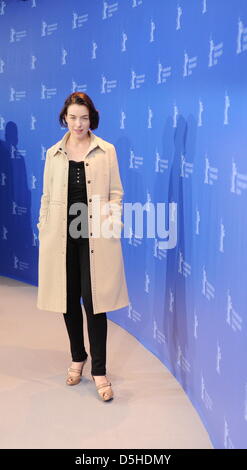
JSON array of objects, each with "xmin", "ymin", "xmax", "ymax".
[{"xmin": 65, "ymin": 103, "xmax": 91, "ymax": 139}]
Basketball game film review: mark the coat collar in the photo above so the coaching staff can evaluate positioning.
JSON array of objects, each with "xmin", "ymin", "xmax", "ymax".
[{"xmin": 50, "ymin": 129, "xmax": 107, "ymax": 157}]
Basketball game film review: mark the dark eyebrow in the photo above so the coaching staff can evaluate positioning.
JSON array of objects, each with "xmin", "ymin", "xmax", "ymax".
[{"xmin": 68, "ymin": 114, "xmax": 89, "ymax": 117}]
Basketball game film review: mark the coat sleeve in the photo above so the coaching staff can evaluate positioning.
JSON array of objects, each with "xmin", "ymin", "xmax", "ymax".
[
  {"xmin": 109, "ymin": 144, "xmax": 124, "ymax": 232},
  {"xmin": 37, "ymin": 149, "xmax": 51, "ymax": 230}
]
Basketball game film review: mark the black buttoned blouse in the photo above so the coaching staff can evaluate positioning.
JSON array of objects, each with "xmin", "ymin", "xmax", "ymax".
[{"xmin": 67, "ymin": 160, "xmax": 88, "ymax": 242}]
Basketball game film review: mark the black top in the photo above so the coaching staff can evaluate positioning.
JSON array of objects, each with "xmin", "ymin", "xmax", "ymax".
[{"xmin": 67, "ymin": 160, "xmax": 88, "ymax": 242}]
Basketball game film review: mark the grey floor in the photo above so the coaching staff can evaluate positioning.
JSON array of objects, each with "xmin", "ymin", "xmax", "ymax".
[{"xmin": 0, "ymin": 276, "xmax": 213, "ymax": 449}]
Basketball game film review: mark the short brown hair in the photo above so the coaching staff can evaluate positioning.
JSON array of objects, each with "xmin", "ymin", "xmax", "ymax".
[{"xmin": 59, "ymin": 92, "xmax": 99, "ymax": 129}]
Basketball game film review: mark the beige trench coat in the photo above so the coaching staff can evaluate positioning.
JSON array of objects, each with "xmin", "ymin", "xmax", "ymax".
[{"xmin": 37, "ymin": 129, "xmax": 129, "ymax": 314}]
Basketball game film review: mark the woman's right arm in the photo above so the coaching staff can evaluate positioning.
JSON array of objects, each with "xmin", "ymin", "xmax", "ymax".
[{"xmin": 37, "ymin": 149, "xmax": 51, "ymax": 230}]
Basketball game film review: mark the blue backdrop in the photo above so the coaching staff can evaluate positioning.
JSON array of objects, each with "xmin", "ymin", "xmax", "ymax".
[{"xmin": 0, "ymin": 0, "xmax": 247, "ymax": 449}]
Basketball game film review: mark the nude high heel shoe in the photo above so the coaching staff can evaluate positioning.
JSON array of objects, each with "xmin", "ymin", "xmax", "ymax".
[
  {"xmin": 92, "ymin": 375, "xmax": 114, "ymax": 401},
  {"xmin": 66, "ymin": 358, "xmax": 87, "ymax": 386}
]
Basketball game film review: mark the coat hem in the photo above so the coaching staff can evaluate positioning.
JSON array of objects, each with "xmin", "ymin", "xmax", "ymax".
[{"xmin": 37, "ymin": 301, "xmax": 130, "ymax": 314}]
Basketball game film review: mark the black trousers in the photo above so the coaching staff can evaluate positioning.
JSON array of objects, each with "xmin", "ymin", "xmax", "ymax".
[{"xmin": 63, "ymin": 235, "xmax": 107, "ymax": 376}]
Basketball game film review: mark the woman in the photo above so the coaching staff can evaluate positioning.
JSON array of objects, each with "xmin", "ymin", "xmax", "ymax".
[{"xmin": 37, "ymin": 92, "xmax": 129, "ymax": 401}]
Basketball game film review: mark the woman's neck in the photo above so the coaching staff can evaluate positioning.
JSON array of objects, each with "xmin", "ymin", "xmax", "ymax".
[{"xmin": 67, "ymin": 131, "xmax": 91, "ymax": 148}]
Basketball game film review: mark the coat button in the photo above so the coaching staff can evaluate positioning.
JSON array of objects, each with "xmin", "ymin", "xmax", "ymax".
[
  {"xmin": 89, "ymin": 198, "xmax": 92, "ymax": 202},
  {"xmin": 91, "ymin": 250, "xmax": 94, "ymax": 253},
  {"xmin": 88, "ymin": 180, "xmax": 91, "ymax": 183},
  {"xmin": 86, "ymin": 163, "xmax": 89, "ymax": 166},
  {"xmin": 90, "ymin": 215, "xmax": 92, "ymax": 218},
  {"xmin": 90, "ymin": 232, "xmax": 92, "ymax": 236}
]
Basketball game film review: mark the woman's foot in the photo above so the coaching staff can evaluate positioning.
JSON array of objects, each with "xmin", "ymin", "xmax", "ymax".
[
  {"xmin": 92, "ymin": 375, "xmax": 114, "ymax": 401},
  {"xmin": 66, "ymin": 358, "xmax": 87, "ymax": 386}
]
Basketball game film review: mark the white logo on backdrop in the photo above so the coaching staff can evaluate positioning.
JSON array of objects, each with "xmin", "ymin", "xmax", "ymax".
[
  {"xmin": 224, "ymin": 92, "xmax": 230, "ymax": 125},
  {"xmin": 153, "ymin": 237, "xmax": 167, "ymax": 259},
  {"xmin": 41, "ymin": 83, "xmax": 57, "ymax": 99},
  {"xmin": 237, "ymin": 18, "xmax": 247, "ymax": 54},
  {"xmin": 72, "ymin": 12, "xmax": 89, "ymax": 29},
  {"xmin": 208, "ymin": 36, "xmax": 224, "ymax": 67},
  {"xmin": 120, "ymin": 110, "xmax": 126, "ymax": 129},
  {"xmin": 219, "ymin": 219, "xmax": 225, "ymax": 253},
  {"xmin": 1, "ymin": 172, "xmax": 7, "ymax": 185},
  {"xmin": 41, "ymin": 21, "xmax": 58, "ymax": 37},
  {"xmin": 147, "ymin": 107, "xmax": 153, "ymax": 128},
  {"xmin": 202, "ymin": 266, "xmax": 215, "ymax": 300},
  {"xmin": 169, "ymin": 289, "xmax": 174, "ymax": 313},
  {"xmin": 150, "ymin": 19, "xmax": 155, "ymax": 42},
  {"xmin": 31, "ymin": 0, "xmax": 36, "ymax": 7},
  {"xmin": 176, "ymin": 5, "xmax": 182, "ymax": 30},
  {"xmin": 128, "ymin": 302, "xmax": 142, "ymax": 322},
  {"xmin": 10, "ymin": 145, "xmax": 16, "ymax": 159},
  {"xmin": 202, "ymin": 0, "xmax": 207, "ymax": 14},
  {"xmin": 2, "ymin": 226, "xmax": 8, "ymax": 240},
  {"xmin": 216, "ymin": 340, "xmax": 222, "ymax": 374},
  {"xmin": 145, "ymin": 271, "xmax": 150, "ymax": 293},
  {"xmin": 92, "ymin": 41, "xmax": 97, "ymax": 59},
  {"xmin": 61, "ymin": 48, "xmax": 68, "ymax": 65},
  {"xmin": 173, "ymin": 104, "xmax": 179, "ymax": 128},
  {"xmin": 31, "ymin": 174, "xmax": 37, "ymax": 190},
  {"xmin": 183, "ymin": 51, "xmax": 197, "ymax": 77},
  {"xmin": 155, "ymin": 150, "xmax": 168, "ymax": 173},
  {"xmin": 30, "ymin": 55, "xmax": 37, "ymax": 70},
  {"xmin": 129, "ymin": 149, "xmax": 144, "ymax": 169},
  {"xmin": 10, "ymin": 147, "xmax": 25, "ymax": 159},
  {"xmin": 101, "ymin": 74, "xmax": 117, "ymax": 93},
  {"xmin": 177, "ymin": 345, "xmax": 191, "ymax": 372},
  {"xmin": 128, "ymin": 227, "xmax": 142, "ymax": 247},
  {"xmin": 0, "ymin": 116, "xmax": 5, "ymax": 129},
  {"xmin": 132, "ymin": 0, "xmax": 143, "ymax": 7},
  {"xmin": 180, "ymin": 154, "xmax": 193, "ymax": 178},
  {"xmin": 12, "ymin": 201, "xmax": 27, "ymax": 216},
  {"xmin": 32, "ymin": 231, "xmax": 38, "ymax": 247},
  {"xmin": 0, "ymin": 1, "xmax": 6, "ymax": 15},
  {"xmin": 13, "ymin": 255, "xmax": 29, "ymax": 271},
  {"xmin": 198, "ymin": 99, "xmax": 204, "ymax": 126},
  {"xmin": 72, "ymin": 80, "xmax": 87, "ymax": 93},
  {"xmin": 41, "ymin": 146, "xmax": 47, "ymax": 161},
  {"xmin": 130, "ymin": 69, "xmax": 145, "ymax": 89},
  {"xmin": 195, "ymin": 207, "xmax": 200, "ymax": 235},
  {"xmin": 0, "ymin": 58, "xmax": 5, "ymax": 73},
  {"xmin": 224, "ymin": 419, "xmax": 235, "ymax": 449},
  {"xmin": 204, "ymin": 154, "xmax": 218, "ymax": 185},
  {"xmin": 102, "ymin": 1, "xmax": 118, "ymax": 19},
  {"xmin": 30, "ymin": 115, "xmax": 37, "ymax": 130},
  {"xmin": 226, "ymin": 290, "xmax": 242, "ymax": 332},
  {"xmin": 230, "ymin": 159, "xmax": 247, "ymax": 195},
  {"xmin": 157, "ymin": 61, "xmax": 172, "ymax": 84},
  {"xmin": 121, "ymin": 32, "xmax": 128, "ymax": 52},
  {"xmin": 201, "ymin": 374, "xmax": 213, "ymax": 410},
  {"xmin": 9, "ymin": 88, "xmax": 26, "ymax": 101},
  {"xmin": 146, "ymin": 190, "xmax": 152, "ymax": 212},
  {"xmin": 153, "ymin": 320, "xmax": 167, "ymax": 344},
  {"xmin": 194, "ymin": 311, "xmax": 198, "ymax": 339},
  {"xmin": 10, "ymin": 28, "xmax": 27, "ymax": 42},
  {"xmin": 178, "ymin": 251, "xmax": 191, "ymax": 277}
]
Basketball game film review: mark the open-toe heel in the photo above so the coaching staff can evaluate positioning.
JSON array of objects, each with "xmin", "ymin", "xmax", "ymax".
[
  {"xmin": 66, "ymin": 358, "xmax": 87, "ymax": 386},
  {"xmin": 92, "ymin": 375, "xmax": 114, "ymax": 401}
]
